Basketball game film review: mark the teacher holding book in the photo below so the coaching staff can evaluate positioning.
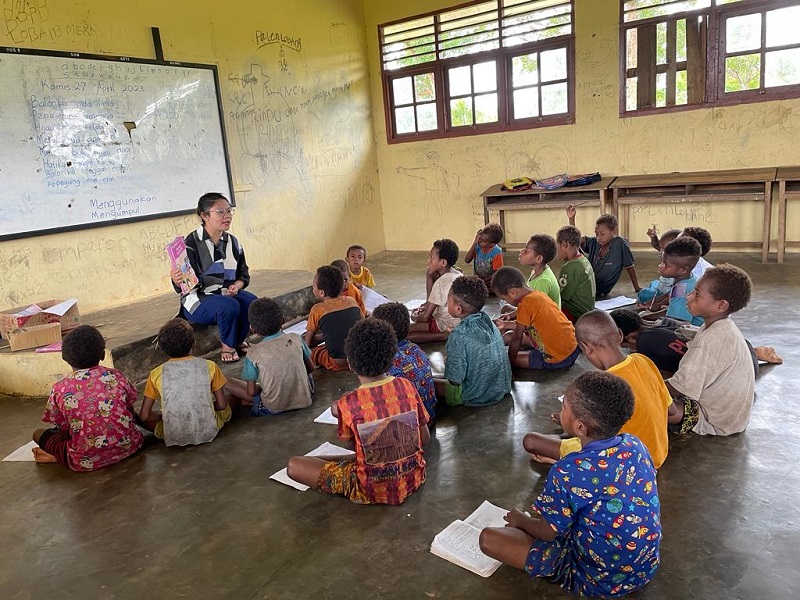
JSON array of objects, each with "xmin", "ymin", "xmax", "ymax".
[{"xmin": 170, "ymin": 192, "xmax": 256, "ymax": 363}]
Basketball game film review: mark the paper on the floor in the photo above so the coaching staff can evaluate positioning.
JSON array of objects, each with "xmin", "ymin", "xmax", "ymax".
[
  {"xmin": 595, "ymin": 296, "xmax": 637, "ymax": 311},
  {"xmin": 314, "ymin": 406, "xmax": 338, "ymax": 425},
  {"xmin": 270, "ymin": 442, "xmax": 355, "ymax": 491},
  {"xmin": 405, "ymin": 298, "xmax": 427, "ymax": 311},
  {"xmin": 430, "ymin": 500, "xmax": 508, "ymax": 577},
  {"xmin": 282, "ymin": 320, "xmax": 308, "ymax": 336},
  {"xmin": 361, "ymin": 286, "xmax": 390, "ymax": 313},
  {"xmin": 3, "ymin": 441, "xmax": 38, "ymax": 462}
]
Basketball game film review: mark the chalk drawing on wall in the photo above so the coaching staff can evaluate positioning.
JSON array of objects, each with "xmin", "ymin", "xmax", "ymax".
[{"xmin": 396, "ymin": 151, "xmax": 460, "ymax": 223}]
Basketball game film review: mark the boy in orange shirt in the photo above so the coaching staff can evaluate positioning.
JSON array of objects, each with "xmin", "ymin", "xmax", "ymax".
[
  {"xmin": 331, "ymin": 259, "xmax": 367, "ymax": 315},
  {"xmin": 524, "ymin": 310, "xmax": 671, "ymax": 469},
  {"xmin": 491, "ymin": 266, "xmax": 579, "ymax": 370}
]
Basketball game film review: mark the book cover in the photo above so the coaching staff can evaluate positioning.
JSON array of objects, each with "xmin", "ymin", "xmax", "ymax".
[{"xmin": 166, "ymin": 236, "xmax": 199, "ymax": 295}]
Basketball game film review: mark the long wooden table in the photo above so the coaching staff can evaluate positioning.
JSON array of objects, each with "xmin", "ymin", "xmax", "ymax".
[
  {"xmin": 776, "ymin": 166, "xmax": 800, "ymax": 263},
  {"xmin": 481, "ymin": 178, "xmax": 613, "ymax": 248},
  {"xmin": 610, "ymin": 168, "xmax": 777, "ymax": 263}
]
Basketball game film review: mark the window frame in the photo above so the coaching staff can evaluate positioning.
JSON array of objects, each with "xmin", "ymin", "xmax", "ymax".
[
  {"xmin": 380, "ymin": 1, "xmax": 576, "ymax": 144},
  {"xmin": 619, "ymin": 0, "xmax": 800, "ymax": 117}
]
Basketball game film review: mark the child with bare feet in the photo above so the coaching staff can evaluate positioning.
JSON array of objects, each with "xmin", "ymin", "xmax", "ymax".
[{"xmin": 32, "ymin": 325, "xmax": 143, "ymax": 471}]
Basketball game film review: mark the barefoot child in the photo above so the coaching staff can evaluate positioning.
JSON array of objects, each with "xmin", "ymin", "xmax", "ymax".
[
  {"xmin": 139, "ymin": 319, "xmax": 239, "ymax": 446},
  {"xmin": 32, "ymin": 325, "xmax": 143, "ymax": 471},
  {"xmin": 464, "ymin": 223, "xmax": 504, "ymax": 289},
  {"xmin": 408, "ymin": 238, "xmax": 461, "ymax": 343},
  {"xmin": 346, "ymin": 244, "xmax": 375, "ymax": 288},
  {"xmin": 479, "ymin": 372, "xmax": 661, "ymax": 598},
  {"xmin": 287, "ymin": 318, "xmax": 431, "ymax": 505}
]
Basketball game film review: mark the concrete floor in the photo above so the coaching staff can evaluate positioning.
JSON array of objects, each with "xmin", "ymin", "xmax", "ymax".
[{"xmin": 0, "ymin": 250, "xmax": 798, "ymax": 600}]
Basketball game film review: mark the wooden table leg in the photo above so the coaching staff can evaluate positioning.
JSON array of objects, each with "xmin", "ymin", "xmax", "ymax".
[
  {"xmin": 762, "ymin": 181, "xmax": 772, "ymax": 263},
  {"xmin": 777, "ymin": 180, "xmax": 787, "ymax": 264}
]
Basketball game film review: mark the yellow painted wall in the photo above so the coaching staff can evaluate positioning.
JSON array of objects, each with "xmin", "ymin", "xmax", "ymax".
[
  {"xmin": 0, "ymin": 0, "xmax": 383, "ymax": 313},
  {"xmin": 363, "ymin": 0, "xmax": 800, "ymax": 252}
]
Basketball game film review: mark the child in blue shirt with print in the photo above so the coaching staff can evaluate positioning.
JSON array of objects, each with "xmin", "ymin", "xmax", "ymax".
[
  {"xmin": 645, "ymin": 237, "xmax": 703, "ymax": 326},
  {"xmin": 464, "ymin": 223, "xmax": 504, "ymax": 289},
  {"xmin": 479, "ymin": 371, "xmax": 661, "ymax": 598},
  {"xmin": 433, "ymin": 276, "xmax": 511, "ymax": 407}
]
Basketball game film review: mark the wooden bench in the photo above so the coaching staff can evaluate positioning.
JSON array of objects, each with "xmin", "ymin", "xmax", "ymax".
[
  {"xmin": 610, "ymin": 168, "xmax": 777, "ymax": 262},
  {"xmin": 481, "ymin": 177, "xmax": 613, "ymax": 248},
  {"xmin": 776, "ymin": 166, "xmax": 800, "ymax": 263}
]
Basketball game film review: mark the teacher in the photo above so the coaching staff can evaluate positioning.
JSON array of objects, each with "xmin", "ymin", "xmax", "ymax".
[{"xmin": 171, "ymin": 192, "xmax": 256, "ymax": 362}]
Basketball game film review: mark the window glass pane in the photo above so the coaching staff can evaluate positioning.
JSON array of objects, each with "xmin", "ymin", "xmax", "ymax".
[
  {"xmin": 450, "ymin": 97, "xmax": 474, "ymax": 126},
  {"xmin": 626, "ymin": 77, "xmax": 638, "ymax": 111},
  {"xmin": 676, "ymin": 70, "xmax": 688, "ymax": 104},
  {"xmin": 540, "ymin": 47, "xmax": 567, "ymax": 82},
  {"xmin": 765, "ymin": 49, "xmax": 800, "ymax": 87},
  {"xmin": 514, "ymin": 87, "xmax": 539, "ymax": 119},
  {"xmin": 512, "ymin": 53, "xmax": 539, "ymax": 87},
  {"xmin": 414, "ymin": 73, "xmax": 436, "ymax": 101},
  {"xmin": 657, "ymin": 22, "xmax": 667, "ymax": 65},
  {"xmin": 440, "ymin": 38, "xmax": 500, "ymax": 59},
  {"xmin": 626, "ymin": 28, "xmax": 638, "ymax": 70},
  {"xmin": 449, "ymin": 66, "xmax": 472, "ymax": 96},
  {"xmin": 541, "ymin": 82, "xmax": 567, "ymax": 115},
  {"xmin": 473, "ymin": 61, "xmax": 497, "ymax": 93},
  {"xmin": 766, "ymin": 7, "xmax": 800, "ymax": 48},
  {"xmin": 392, "ymin": 77, "xmax": 414, "ymax": 106},
  {"xmin": 725, "ymin": 54, "xmax": 761, "ymax": 92},
  {"xmin": 624, "ymin": 1, "xmax": 711, "ymax": 23},
  {"xmin": 416, "ymin": 103, "xmax": 438, "ymax": 131},
  {"xmin": 475, "ymin": 93, "xmax": 499, "ymax": 123},
  {"xmin": 395, "ymin": 106, "xmax": 416, "ymax": 133},
  {"xmin": 656, "ymin": 73, "xmax": 667, "ymax": 107},
  {"xmin": 676, "ymin": 19, "xmax": 687, "ymax": 62},
  {"xmin": 726, "ymin": 14, "xmax": 762, "ymax": 54}
]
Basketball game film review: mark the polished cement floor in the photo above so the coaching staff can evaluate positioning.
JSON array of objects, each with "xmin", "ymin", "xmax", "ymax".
[{"xmin": 0, "ymin": 250, "xmax": 798, "ymax": 600}]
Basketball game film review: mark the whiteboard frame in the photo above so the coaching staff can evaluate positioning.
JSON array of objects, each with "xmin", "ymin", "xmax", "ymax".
[{"xmin": 0, "ymin": 46, "xmax": 235, "ymax": 242}]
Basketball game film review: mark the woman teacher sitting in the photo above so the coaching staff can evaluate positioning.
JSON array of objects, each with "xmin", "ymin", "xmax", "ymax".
[{"xmin": 171, "ymin": 192, "xmax": 256, "ymax": 363}]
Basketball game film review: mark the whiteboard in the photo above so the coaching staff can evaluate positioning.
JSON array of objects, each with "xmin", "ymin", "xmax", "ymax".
[{"xmin": 0, "ymin": 48, "xmax": 234, "ymax": 241}]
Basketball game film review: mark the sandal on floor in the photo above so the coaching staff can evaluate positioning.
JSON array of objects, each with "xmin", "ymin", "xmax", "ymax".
[
  {"xmin": 236, "ymin": 342, "xmax": 251, "ymax": 354},
  {"xmin": 221, "ymin": 350, "xmax": 240, "ymax": 363}
]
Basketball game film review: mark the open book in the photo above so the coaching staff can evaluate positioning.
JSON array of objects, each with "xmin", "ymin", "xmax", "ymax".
[
  {"xmin": 166, "ymin": 236, "xmax": 199, "ymax": 295},
  {"xmin": 430, "ymin": 500, "xmax": 508, "ymax": 577}
]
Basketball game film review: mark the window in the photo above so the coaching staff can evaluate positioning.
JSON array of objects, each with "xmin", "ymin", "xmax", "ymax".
[
  {"xmin": 621, "ymin": 0, "xmax": 800, "ymax": 115},
  {"xmin": 380, "ymin": 0, "xmax": 574, "ymax": 142}
]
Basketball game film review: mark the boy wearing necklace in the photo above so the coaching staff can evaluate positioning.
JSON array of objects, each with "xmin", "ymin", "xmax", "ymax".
[{"xmin": 555, "ymin": 225, "xmax": 595, "ymax": 323}]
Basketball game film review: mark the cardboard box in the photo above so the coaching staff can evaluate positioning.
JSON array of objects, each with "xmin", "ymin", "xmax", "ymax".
[
  {"xmin": 3, "ymin": 322, "xmax": 62, "ymax": 352},
  {"xmin": 0, "ymin": 299, "xmax": 80, "ymax": 339}
]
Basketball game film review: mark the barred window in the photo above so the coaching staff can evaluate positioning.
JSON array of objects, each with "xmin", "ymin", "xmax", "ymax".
[{"xmin": 380, "ymin": 0, "xmax": 575, "ymax": 142}]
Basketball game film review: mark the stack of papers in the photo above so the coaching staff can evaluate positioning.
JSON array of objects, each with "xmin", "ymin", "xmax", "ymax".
[{"xmin": 269, "ymin": 442, "xmax": 354, "ymax": 491}]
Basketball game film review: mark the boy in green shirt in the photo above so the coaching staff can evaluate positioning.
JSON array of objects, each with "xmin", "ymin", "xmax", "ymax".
[{"xmin": 556, "ymin": 225, "xmax": 595, "ymax": 322}]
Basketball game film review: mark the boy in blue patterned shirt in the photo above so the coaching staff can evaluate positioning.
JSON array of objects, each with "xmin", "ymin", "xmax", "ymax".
[
  {"xmin": 434, "ymin": 276, "xmax": 511, "ymax": 407},
  {"xmin": 464, "ymin": 223, "xmax": 504, "ymax": 289},
  {"xmin": 373, "ymin": 301, "xmax": 436, "ymax": 422},
  {"xmin": 480, "ymin": 371, "xmax": 661, "ymax": 598}
]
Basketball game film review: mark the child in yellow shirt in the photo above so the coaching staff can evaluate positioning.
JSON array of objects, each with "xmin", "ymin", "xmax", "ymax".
[{"xmin": 346, "ymin": 244, "xmax": 375, "ymax": 288}]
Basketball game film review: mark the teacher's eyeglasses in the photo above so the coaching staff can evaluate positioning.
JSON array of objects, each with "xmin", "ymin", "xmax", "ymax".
[{"xmin": 208, "ymin": 207, "xmax": 235, "ymax": 216}]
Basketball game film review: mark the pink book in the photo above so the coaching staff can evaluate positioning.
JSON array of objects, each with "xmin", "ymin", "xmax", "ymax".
[{"xmin": 166, "ymin": 236, "xmax": 199, "ymax": 295}]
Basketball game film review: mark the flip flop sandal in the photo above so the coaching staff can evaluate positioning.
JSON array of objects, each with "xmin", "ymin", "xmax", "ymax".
[{"xmin": 221, "ymin": 350, "xmax": 240, "ymax": 363}]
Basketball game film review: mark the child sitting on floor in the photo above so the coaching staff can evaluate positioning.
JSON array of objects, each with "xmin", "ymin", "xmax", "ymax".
[
  {"xmin": 492, "ymin": 266, "xmax": 579, "ymax": 370},
  {"xmin": 304, "ymin": 265, "xmax": 362, "ymax": 371},
  {"xmin": 346, "ymin": 244, "xmax": 375, "ymax": 288},
  {"xmin": 567, "ymin": 205, "xmax": 641, "ymax": 297},
  {"xmin": 32, "ymin": 325, "xmax": 143, "ymax": 471},
  {"xmin": 331, "ymin": 259, "xmax": 367, "ymax": 315},
  {"xmin": 286, "ymin": 318, "xmax": 431, "ymax": 505},
  {"xmin": 226, "ymin": 297, "xmax": 314, "ymax": 415},
  {"xmin": 667, "ymin": 264, "xmax": 756, "ymax": 436},
  {"xmin": 479, "ymin": 371, "xmax": 661, "ymax": 598},
  {"xmin": 611, "ymin": 309, "xmax": 690, "ymax": 375},
  {"xmin": 433, "ymin": 276, "xmax": 511, "ymax": 408},
  {"xmin": 500, "ymin": 234, "xmax": 561, "ymax": 320},
  {"xmin": 680, "ymin": 226, "xmax": 713, "ymax": 278},
  {"xmin": 649, "ymin": 237, "xmax": 703, "ymax": 326},
  {"xmin": 646, "ymin": 226, "xmax": 681, "ymax": 252},
  {"xmin": 464, "ymin": 223, "xmax": 504, "ymax": 289},
  {"xmin": 524, "ymin": 310, "xmax": 672, "ymax": 469},
  {"xmin": 139, "ymin": 319, "xmax": 239, "ymax": 446},
  {"xmin": 408, "ymin": 238, "xmax": 461, "ymax": 343},
  {"xmin": 373, "ymin": 301, "xmax": 437, "ymax": 421},
  {"xmin": 555, "ymin": 225, "xmax": 596, "ymax": 322}
]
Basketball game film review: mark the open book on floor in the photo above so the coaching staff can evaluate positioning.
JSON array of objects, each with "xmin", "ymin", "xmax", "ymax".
[{"xmin": 430, "ymin": 500, "xmax": 508, "ymax": 578}]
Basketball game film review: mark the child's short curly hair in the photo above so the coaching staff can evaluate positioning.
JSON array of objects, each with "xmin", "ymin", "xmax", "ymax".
[
  {"xmin": 568, "ymin": 371, "xmax": 634, "ymax": 439},
  {"xmin": 490, "ymin": 266, "xmax": 526, "ymax": 296},
  {"xmin": 596, "ymin": 213, "xmax": 618, "ymax": 230},
  {"xmin": 158, "ymin": 318, "xmax": 195, "ymax": 358},
  {"xmin": 610, "ymin": 309, "xmax": 644, "ymax": 336},
  {"xmin": 663, "ymin": 237, "xmax": 701, "ymax": 271},
  {"xmin": 330, "ymin": 259, "xmax": 349, "ymax": 276},
  {"xmin": 450, "ymin": 275, "xmax": 488, "ymax": 313},
  {"xmin": 372, "ymin": 302, "xmax": 410, "ymax": 341},
  {"xmin": 433, "ymin": 238, "xmax": 459, "ymax": 267},
  {"xmin": 315, "ymin": 265, "xmax": 344, "ymax": 298},
  {"xmin": 526, "ymin": 234, "xmax": 557, "ymax": 263},
  {"xmin": 347, "ymin": 244, "xmax": 367, "ymax": 258},
  {"xmin": 249, "ymin": 297, "xmax": 284, "ymax": 336},
  {"xmin": 344, "ymin": 318, "xmax": 397, "ymax": 377},
  {"xmin": 682, "ymin": 227, "xmax": 712, "ymax": 257},
  {"xmin": 556, "ymin": 225, "xmax": 582, "ymax": 247},
  {"xmin": 62, "ymin": 324, "xmax": 106, "ymax": 369},
  {"xmin": 481, "ymin": 223, "xmax": 504, "ymax": 244},
  {"xmin": 702, "ymin": 263, "xmax": 752, "ymax": 314}
]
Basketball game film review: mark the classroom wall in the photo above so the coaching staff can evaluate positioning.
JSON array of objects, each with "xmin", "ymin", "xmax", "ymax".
[
  {"xmin": 0, "ymin": 0, "xmax": 382, "ymax": 313},
  {"xmin": 362, "ymin": 0, "xmax": 800, "ymax": 252}
]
